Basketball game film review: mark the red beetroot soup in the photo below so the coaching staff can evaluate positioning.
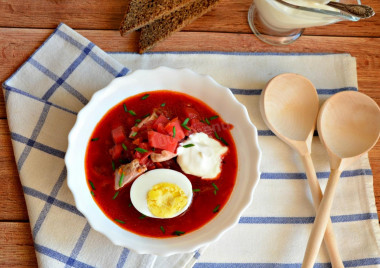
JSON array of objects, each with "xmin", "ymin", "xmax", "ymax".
[{"xmin": 85, "ymin": 90, "xmax": 238, "ymax": 238}]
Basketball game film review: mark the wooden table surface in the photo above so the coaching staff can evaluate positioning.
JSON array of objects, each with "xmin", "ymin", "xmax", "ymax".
[{"xmin": 1, "ymin": 0, "xmax": 379, "ymax": 266}]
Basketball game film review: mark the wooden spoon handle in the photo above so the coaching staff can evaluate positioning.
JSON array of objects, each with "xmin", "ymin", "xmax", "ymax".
[
  {"xmin": 302, "ymin": 168, "xmax": 342, "ymax": 268},
  {"xmin": 302, "ymin": 155, "xmax": 343, "ymax": 268}
]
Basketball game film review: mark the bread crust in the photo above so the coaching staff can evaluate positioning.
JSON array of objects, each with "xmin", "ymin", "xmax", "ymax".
[
  {"xmin": 119, "ymin": 0, "xmax": 197, "ymax": 36},
  {"xmin": 139, "ymin": 0, "xmax": 220, "ymax": 53}
]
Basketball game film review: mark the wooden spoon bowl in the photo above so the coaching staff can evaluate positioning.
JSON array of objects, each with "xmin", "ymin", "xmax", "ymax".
[
  {"xmin": 318, "ymin": 91, "xmax": 380, "ymax": 164},
  {"xmin": 261, "ymin": 73, "xmax": 319, "ymax": 144}
]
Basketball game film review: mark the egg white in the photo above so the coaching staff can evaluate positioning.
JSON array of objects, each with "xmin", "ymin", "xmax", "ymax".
[{"xmin": 130, "ymin": 169, "xmax": 193, "ymax": 219}]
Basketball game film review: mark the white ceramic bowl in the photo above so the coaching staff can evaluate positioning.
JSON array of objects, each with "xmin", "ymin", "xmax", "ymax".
[{"xmin": 65, "ymin": 67, "xmax": 261, "ymax": 256}]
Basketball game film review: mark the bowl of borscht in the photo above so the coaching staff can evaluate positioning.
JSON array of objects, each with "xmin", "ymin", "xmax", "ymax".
[{"xmin": 65, "ymin": 66, "xmax": 261, "ymax": 256}]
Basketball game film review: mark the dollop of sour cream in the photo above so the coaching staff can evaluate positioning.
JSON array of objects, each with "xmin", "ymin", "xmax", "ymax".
[{"xmin": 177, "ymin": 133, "xmax": 228, "ymax": 179}]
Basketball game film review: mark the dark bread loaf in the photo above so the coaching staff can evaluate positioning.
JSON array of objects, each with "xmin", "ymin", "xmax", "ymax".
[
  {"xmin": 139, "ymin": 0, "xmax": 220, "ymax": 53},
  {"xmin": 120, "ymin": 0, "xmax": 196, "ymax": 36}
]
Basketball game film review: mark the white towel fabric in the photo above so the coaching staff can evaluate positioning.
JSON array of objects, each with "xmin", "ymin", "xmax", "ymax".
[{"xmin": 3, "ymin": 23, "xmax": 380, "ymax": 268}]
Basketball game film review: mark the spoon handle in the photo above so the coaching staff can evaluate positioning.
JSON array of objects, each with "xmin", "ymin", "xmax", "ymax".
[
  {"xmin": 301, "ymin": 155, "xmax": 343, "ymax": 268},
  {"xmin": 302, "ymin": 168, "xmax": 343, "ymax": 268}
]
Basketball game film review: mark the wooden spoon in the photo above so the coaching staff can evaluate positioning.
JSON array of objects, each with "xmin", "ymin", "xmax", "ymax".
[
  {"xmin": 260, "ymin": 73, "xmax": 343, "ymax": 267},
  {"xmin": 302, "ymin": 91, "xmax": 380, "ymax": 267}
]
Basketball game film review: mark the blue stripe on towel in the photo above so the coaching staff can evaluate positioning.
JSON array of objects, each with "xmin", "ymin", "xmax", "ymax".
[
  {"xmin": 41, "ymin": 42, "xmax": 94, "ymax": 103},
  {"xmin": 16, "ymin": 104, "xmax": 51, "ymax": 170},
  {"xmin": 55, "ymin": 28, "xmax": 128, "ymax": 77},
  {"xmin": 230, "ymin": 87, "xmax": 357, "ymax": 96},
  {"xmin": 194, "ymin": 250, "xmax": 201, "ymax": 259},
  {"xmin": 317, "ymin": 87, "xmax": 357, "ymax": 94},
  {"xmin": 116, "ymin": 248, "xmax": 130, "ymax": 268},
  {"xmin": 23, "ymin": 186, "xmax": 83, "ymax": 217},
  {"xmin": 32, "ymin": 167, "xmax": 67, "ymax": 238},
  {"xmin": 257, "ymin": 130, "xmax": 319, "ymax": 136},
  {"xmin": 11, "ymin": 132, "xmax": 65, "ymax": 159},
  {"xmin": 35, "ymin": 243, "xmax": 94, "ymax": 268},
  {"xmin": 116, "ymin": 67, "xmax": 129, "ymax": 78},
  {"xmin": 260, "ymin": 169, "xmax": 372, "ymax": 180},
  {"xmin": 3, "ymin": 85, "xmax": 77, "ymax": 115},
  {"xmin": 64, "ymin": 223, "xmax": 91, "ymax": 268},
  {"xmin": 239, "ymin": 213, "xmax": 378, "ymax": 224},
  {"xmin": 28, "ymin": 58, "xmax": 88, "ymax": 105},
  {"xmin": 194, "ymin": 257, "xmax": 380, "ymax": 268}
]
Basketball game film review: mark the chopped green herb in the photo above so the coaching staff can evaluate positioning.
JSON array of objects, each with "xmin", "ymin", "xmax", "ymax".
[
  {"xmin": 128, "ymin": 203, "xmax": 132, "ymax": 207},
  {"xmin": 205, "ymin": 118, "xmax": 210, "ymax": 125},
  {"xmin": 139, "ymin": 214, "xmax": 147, "ymax": 219},
  {"xmin": 114, "ymin": 219, "xmax": 125, "ymax": 224},
  {"xmin": 212, "ymin": 183, "xmax": 219, "ymax": 191},
  {"xmin": 183, "ymin": 144, "xmax": 195, "ymax": 148},
  {"xmin": 173, "ymin": 126, "xmax": 176, "ymax": 138},
  {"xmin": 134, "ymin": 123, "xmax": 138, "ymax": 127},
  {"xmin": 214, "ymin": 190, "xmax": 217, "ymax": 195},
  {"xmin": 209, "ymin": 115, "xmax": 219, "ymax": 120},
  {"xmin": 213, "ymin": 205, "xmax": 220, "ymax": 213},
  {"xmin": 182, "ymin": 118, "xmax": 190, "ymax": 126},
  {"xmin": 161, "ymin": 103, "xmax": 166, "ymax": 107},
  {"xmin": 89, "ymin": 180, "xmax": 96, "ymax": 190},
  {"xmin": 220, "ymin": 137, "xmax": 229, "ymax": 146},
  {"xmin": 160, "ymin": 226, "xmax": 165, "ymax": 234},
  {"xmin": 91, "ymin": 191, "xmax": 95, "ymax": 196},
  {"xmin": 193, "ymin": 189, "xmax": 200, "ymax": 192},
  {"xmin": 112, "ymin": 161, "xmax": 115, "ymax": 171},
  {"xmin": 142, "ymin": 113, "xmax": 150, "ymax": 118},
  {"xmin": 181, "ymin": 118, "xmax": 190, "ymax": 130},
  {"xmin": 172, "ymin": 231, "xmax": 185, "ymax": 236},
  {"xmin": 91, "ymin": 137, "xmax": 99, "ymax": 142},
  {"xmin": 119, "ymin": 172, "xmax": 125, "ymax": 187},
  {"xmin": 128, "ymin": 110, "xmax": 137, "ymax": 116},
  {"xmin": 131, "ymin": 131, "xmax": 138, "ymax": 137},
  {"xmin": 135, "ymin": 119, "xmax": 142, "ymax": 123},
  {"xmin": 135, "ymin": 147, "xmax": 148, "ymax": 153},
  {"xmin": 112, "ymin": 191, "xmax": 119, "ymax": 200},
  {"xmin": 122, "ymin": 143, "xmax": 127, "ymax": 151},
  {"xmin": 123, "ymin": 103, "xmax": 128, "ymax": 112},
  {"xmin": 214, "ymin": 131, "xmax": 220, "ymax": 140},
  {"xmin": 141, "ymin": 94, "xmax": 150, "ymax": 100}
]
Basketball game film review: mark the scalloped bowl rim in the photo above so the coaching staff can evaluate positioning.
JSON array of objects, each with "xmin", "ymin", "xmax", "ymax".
[{"xmin": 65, "ymin": 66, "xmax": 261, "ymax": 256}]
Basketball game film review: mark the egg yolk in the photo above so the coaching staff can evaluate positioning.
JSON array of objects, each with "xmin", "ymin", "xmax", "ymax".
[{"xmin": 147, "ymin": 182, "xmax": 188, "ymax": 218}]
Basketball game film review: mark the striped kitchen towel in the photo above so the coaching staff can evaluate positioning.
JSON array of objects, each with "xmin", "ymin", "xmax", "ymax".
[{"xmin": 3, "ymin": 22, "xmax": 380, "ymax": 267}]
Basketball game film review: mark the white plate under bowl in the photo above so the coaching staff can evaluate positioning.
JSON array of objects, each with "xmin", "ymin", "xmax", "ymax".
[{"xmin": 65, "ymin": 66, "xmax": 261, "ymax": 256}]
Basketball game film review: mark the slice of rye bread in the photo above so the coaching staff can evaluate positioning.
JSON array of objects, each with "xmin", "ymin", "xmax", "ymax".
[
  {"xmin": 139, "ymin": 0, "xmax": 220, "ymax": 53},
  {"xmin": 119, "ymin": 0, "xmax": 197, "ymax": 36}
]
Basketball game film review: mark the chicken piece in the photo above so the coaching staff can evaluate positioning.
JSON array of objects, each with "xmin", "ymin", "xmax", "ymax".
[
  {"xmin": 114, "ymin": 159, "xmax": 147, "ymax": 190},
  {"xmin": 129, "ymin": 111, "xmax": 158, "ymax": 138},
  {"xmin": 150, "ymin": 150, "xmax": 177, "ymax": 163}
]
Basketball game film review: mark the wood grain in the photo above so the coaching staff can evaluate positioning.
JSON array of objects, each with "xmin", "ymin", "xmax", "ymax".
[
  {"xmin": 0, "ymin": 120, "xmax": 29, "ymax": 221},
  {"xmin": 0, "ymin": 0, "xmax": 378, "ymax": 36},
  {"xmin": 0, "ymin": 222, "xmax": 37, "ymax": 267}
]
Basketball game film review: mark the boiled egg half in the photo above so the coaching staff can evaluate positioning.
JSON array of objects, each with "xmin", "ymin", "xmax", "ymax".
[{"xmin": 130, "ymin": 169, "xmax": 193, "ymax": 219}]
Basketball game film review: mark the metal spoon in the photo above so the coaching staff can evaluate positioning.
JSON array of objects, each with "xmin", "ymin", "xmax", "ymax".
[
  {"xmin": 327, "ymin": 1, "xmax": 375, "ymax": 19},
  {"xmin": 260, "ymin": 73, "xmax": 343, "ymax": 267},
  {"xmin": 302, "ymin": 91, "xmax": 380, "ymax": 267}
]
